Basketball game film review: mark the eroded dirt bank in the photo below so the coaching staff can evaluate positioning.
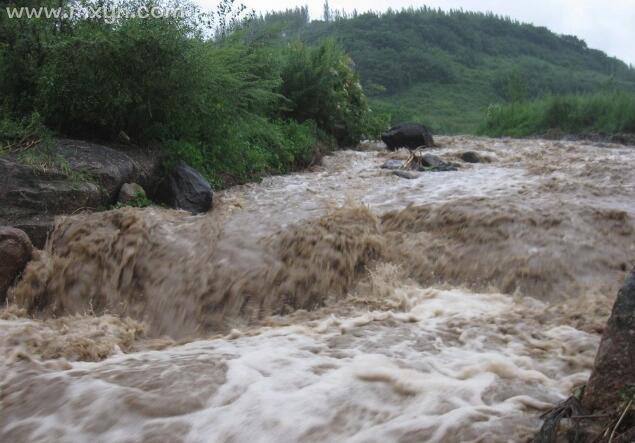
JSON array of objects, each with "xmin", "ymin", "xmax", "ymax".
[{"xmin": 1, "ymin": 136, "xmax": 634, "ymax": 442}]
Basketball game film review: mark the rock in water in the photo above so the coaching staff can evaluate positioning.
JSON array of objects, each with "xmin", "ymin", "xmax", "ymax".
[
  {"xmin": 460, "ymin": 151, "xmax": 481, "ymax": 163},
  {"xmin": 118, "ymin": 183, "xmax": 146, "ymax": 205},
  {"xmin": 381, "ymin": 123, "xmax": 434, "ymax": 151},
  {"xmin": 583, "ymin": 269, "xmax": 635, "ymax": 412},
  {"xmin": 157, "ymin": 162, "xmax": 213, "ymax": 214},
  {"xmin": 0, "ymin": 227, "xmax": 33, "ymax": 302},
  {"xmin": 420, "ymin": 154, "xmax": 446, "ymax": 168},
  {"xmin": 417, "ymin": 154, "xmax": 458, "ymax": 172},
  {"xmin": 393, "ymin": 170, "xmax": 420, "ymax": 180},
  {"xmin": 381, "ymin": 159, "xmax": 405, "ymax": 170}
]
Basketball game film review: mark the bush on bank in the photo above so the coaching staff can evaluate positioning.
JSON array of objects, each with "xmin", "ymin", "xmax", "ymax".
[
  {"xmin": 477, "ymin": 91, "xmax": 635, "ymax": 137},
  {"xmin": 0, "ymin": 0, "xmax": 384, "ymax": 187}
]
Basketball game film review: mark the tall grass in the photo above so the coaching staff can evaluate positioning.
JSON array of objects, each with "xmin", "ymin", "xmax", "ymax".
[{"xmin": 478, "ymin": 91, "xmax": 635, "ymax": 137}]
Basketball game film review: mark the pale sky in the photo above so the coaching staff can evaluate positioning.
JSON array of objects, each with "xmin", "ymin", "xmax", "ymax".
[{"xmin": 198, "ymin": 0, "xmax": 635, "ymax": 65}]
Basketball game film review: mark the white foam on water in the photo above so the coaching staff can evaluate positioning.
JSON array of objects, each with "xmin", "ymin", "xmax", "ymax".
[
  {"xmin": 1, "ymin": 287, "xmax": 599, "ymax": 442},
  {"xmin": 4, "ymin": 135, "xmax": 633, "ymax": 442}
]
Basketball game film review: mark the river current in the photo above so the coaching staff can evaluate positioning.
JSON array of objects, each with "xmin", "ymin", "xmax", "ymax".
[{"xmin": 2, "ymin": 136, "xmax": 634, "ymax": 442}]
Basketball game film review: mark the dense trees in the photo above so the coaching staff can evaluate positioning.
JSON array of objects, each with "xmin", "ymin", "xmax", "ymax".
[
  {"xmin": 249, "ymin": 6, "xmax": 635, "ymax": 133},
  {"xmin": 0, "ymin": 0, "xmax": 379, "ymax": 186},
  {"xmin": 3, "ymin": 0, "xmax": 633, "ymax": 158}
]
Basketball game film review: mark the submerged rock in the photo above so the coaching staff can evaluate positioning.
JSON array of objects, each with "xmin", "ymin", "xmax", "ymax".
[
  {"xmin": 460, "ymin": 151, "xmax": 482, "ymax": 163},
  {"xmin": 0, "ymin": 226, "xmax": 32, "ymax": 302},
  {"xmin": 381, "ymin": 123, "xmax": 434, "ymax": 151},
  {"xmin": 156, "ymin": 162, "xmax": 213, "ymax": 214},
  {"xmin": 583, "ymin": 269, "xmax": 635, "ymax": 412},
  {"xmin": 420, "ymin": 154, "xmax": 446, "ymax": 168},
  {"xmin": 381, "ymin": 159, "xmax": 404, "ymax": 170},
  {"xmin": 417, "ymin": 154, "xmax": 458, "ymax": 172},
  {"xmin": 393, "ymin": 170, "xmax": 420, "ymax": 179}
]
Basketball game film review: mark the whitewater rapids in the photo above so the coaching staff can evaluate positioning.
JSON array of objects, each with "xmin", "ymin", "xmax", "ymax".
[{"xmin": 1, "ymin": 136, "xmax": 634, "ymax": 442}]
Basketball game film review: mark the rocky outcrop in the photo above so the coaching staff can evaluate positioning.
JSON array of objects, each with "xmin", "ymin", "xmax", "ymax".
[
  {"xmin": 381, "ymin": 123, "xmax": 434, "ymax": 151},
  {"xmin": 535, "ymin": 270, "xmax": 635, "ymax": 442},
  {"xmin": 583, "ymin": 269, "xmax": 635, "ymax": 412},
  {"xmin": 0, "ymin": 139, "xmax": 162, "ymax": 247},
  {"xmin": 156, "ymin": 162, "xmax": 213, "ymax": 214},
  {"xmin": 0, "ymin": 227, "xmax": 33, "ymax": 302}
]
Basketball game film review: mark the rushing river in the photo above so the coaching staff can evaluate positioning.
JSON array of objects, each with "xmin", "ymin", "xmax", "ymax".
[{"xmin": 1, "ymin": 136, "xmax": 634, "ymax": 442}]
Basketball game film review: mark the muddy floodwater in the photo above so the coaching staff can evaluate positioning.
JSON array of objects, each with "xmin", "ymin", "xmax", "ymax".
[{"xmin": 1, "ymin": 136, "xmax": 634, "ymax": 442}]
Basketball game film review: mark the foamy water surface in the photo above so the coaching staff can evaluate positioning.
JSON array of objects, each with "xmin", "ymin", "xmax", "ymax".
[{"xmin": 2, "ymin": 136, "xmax": 634, "ymax": 442}]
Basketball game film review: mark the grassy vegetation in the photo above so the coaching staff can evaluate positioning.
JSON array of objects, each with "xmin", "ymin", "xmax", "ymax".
[
  {"xmin": 0, "ymin": 111, "xmax": 95, "ymax": 182},
  {"xmin": 478, "ymin": 91, "xmax": 635, "ymax": 137},
  {"xmin": 3, "ymin": 0, "xmax": 634, "ymax": 173},
  {"xmin": 0, "ymin": 112, "xmax": 50, "ymax": 153},
  {"xmin": 251, "ymin": 7, "xmax": 635, "ymax": 133},
  {"xmin": 112, "ymin": 194, "xmax": 154, "ymax": 210},
  {"xmin": 368, "ymin": 79, "xmax": 495, "ymax": 134},
  {"xmin": 0, "ymin": 0, "xmax": 384, "ymax": 188}
]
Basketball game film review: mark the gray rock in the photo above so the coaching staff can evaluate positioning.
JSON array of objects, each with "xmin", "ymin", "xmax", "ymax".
[
  {"xmin": 417, "ymin": 154, "xmax": 458, "ymax": 172},
  {"xmin": 420, "ymin": 154, "xmax": 446, "ymax": 168},
  {"xmin": 0, "ymin": 157, "xmax": 102, "ymax": 247},
  {"xmin": 0, "ymin": 139, "xmax": 162, "ymax": 247},
  {"xmin": 381, "ymin": 159, "xmax": 404, "ymax": 170},
  {"xmin": 0, "ymin": 227, "xmax": 33, "ymax": 302},
  {"xmin": 393, "ymin": 170, "xmax": 420, "ymax": 180},
  {"xmin": 583, "ymin": 269, "xmax": 635, "ymax": 412},
  {"xmin": 460, "ymin": 151, "xmax": 481, "ymax": 163},
  {"xmin": 118, "ymin": 183, "xmax": 146, "ymax": 204},
  {"xmin": 156, "ymin": 162, "xmax": 213, "ymax": 214}
]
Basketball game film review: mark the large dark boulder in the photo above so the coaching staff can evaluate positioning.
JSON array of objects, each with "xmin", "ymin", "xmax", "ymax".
[
  {"xmin": 0, "ymin": 139, "xmax": 162, "ymax": 247},
  {"xmin": 381, "ymin": 123, "xmax": 434, "ymax": 151},
  {"xmin": 0, "ymin": 227, "xmax": 33, "ymax": 302},
  {"xmin": 156, "ymin": 162, "xmax": 213, "ymax": 214},
  {"xmin": 583, "ymin": 269, "xmax": 635, "ymax": 412},
  {"xmin": 460, "ymin": 151, "xmax": 482, "ymax": 163}
]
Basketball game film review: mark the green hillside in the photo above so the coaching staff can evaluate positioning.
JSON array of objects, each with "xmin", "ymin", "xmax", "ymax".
[{"xmin": 250, "ymin": 7, "xmax": 635, "ymax": 133}]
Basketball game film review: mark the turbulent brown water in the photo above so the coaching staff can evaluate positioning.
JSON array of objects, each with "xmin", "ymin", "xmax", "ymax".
[{"xmin": 1, "ymin": 136, "xmax": 634, "ymax": 442}]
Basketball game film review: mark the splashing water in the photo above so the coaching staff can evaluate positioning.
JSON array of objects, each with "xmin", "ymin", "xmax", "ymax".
[{"xmin": 1, "ymin": 136, "xmax": 634, "ymax": 442}]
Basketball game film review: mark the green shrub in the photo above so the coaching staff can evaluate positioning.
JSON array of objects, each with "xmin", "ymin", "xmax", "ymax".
[
  {"xmin": 162, "ymin": 119, "xmax": 324, "ymax": 188},
  {"xmin": 37, "ymin": 13, "xmax": 209, "ymax": 140},
  {"xmin": 1, "ymin": 0, "xmax": 374, "ymax": 189},
  {"xmin": 0, "ymin": 110, "xmax": 51, "ymax": 152},
  {"xmin": 280, "ymin": 39, "xmax": 369, "ymax": 144},
  {"xmin": 113, "ymin": 194, "xmax": 153, "ymax": 209},
  {"xmin": 478, "ymin": 91, "xmax": 635, "ymax": 136}
]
